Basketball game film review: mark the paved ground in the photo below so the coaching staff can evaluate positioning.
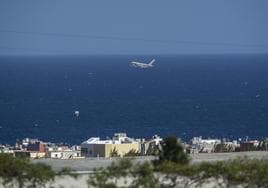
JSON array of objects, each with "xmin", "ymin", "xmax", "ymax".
[
  {"xmin": 190, "ymin": 151, "xmax": 268, "ymax": 163},
  {"xmin": 31, "ymin": 151, "xmax": 268, "ymax": 172},
  {"xmin": 32, "ymin": 156, "xmax": 156, "ymax": 172}
]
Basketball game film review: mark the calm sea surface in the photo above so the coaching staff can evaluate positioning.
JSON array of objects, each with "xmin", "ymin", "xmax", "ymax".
[{"xmin": 0, "ymin": 55, "xmax": 267, "ymax": 144}]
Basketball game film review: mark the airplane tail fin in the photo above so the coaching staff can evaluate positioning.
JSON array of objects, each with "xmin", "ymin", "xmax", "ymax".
[{"xmin": 149, "ymin": 59, "xmax": 155, "ymax": 65}]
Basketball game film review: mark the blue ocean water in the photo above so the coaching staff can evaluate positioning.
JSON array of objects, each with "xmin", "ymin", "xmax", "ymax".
[{"xmin": 0, "ymin": 55, "xmax": 267, "ymax": 145}]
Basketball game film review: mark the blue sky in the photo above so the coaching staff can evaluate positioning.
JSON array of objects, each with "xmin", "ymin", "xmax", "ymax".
[{"xmin": 0, "ymin": 0, "xmax": 267, "ymax": 55}]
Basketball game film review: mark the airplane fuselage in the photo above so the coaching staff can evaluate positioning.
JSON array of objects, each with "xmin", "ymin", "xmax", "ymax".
[
  {"xmin": 130, "ymin": 59, "xmax": 155, "ymax": 69},
  {"xmin": 130, "ymin": 62, "xmax": 154, "ymax": 68}
]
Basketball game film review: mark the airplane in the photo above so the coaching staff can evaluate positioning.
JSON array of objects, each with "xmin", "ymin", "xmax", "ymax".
[{"xmin": 130, "ymin": 59, "xmax": 155, "ymax": 69}]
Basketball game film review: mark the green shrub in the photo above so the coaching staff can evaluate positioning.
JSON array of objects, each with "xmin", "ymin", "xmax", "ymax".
[
  {"xmin": 157, "ymin": 136, "xmax": 189, "ymax": 165},
  {"xmin": 155, "ymin": 157, "xmax": 268, "ymax": 187},
  {"xmin": 124, "ymin": 149, "xmax": 140, "ymax": 157},
  {"xmin": 110, "ymin": 148, "xmax": 120, "ymax": 157},
  {"xmin": 0, "ymin": 153, "xmax": 55, "ymax": 188}
]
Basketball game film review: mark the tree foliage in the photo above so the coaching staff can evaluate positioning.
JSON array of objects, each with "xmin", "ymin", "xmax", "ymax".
[
  {"xmin": 87, "ymin": 166, "xmax": 117, "ymax": 188},
  {"xmin": 89, "ymin": 157, "xmax": 268, "ymax": 188},
  {"xmin": 155, "ymin": 157, "xmax": 268, "ymax": 187},
  {"xmin": 110, "ymin": 148, "xmax": 120, "ymax": 157},
  {"xmin": 88, "ymin": 159, "xmax": 160, "ymax": 188},
  {"xmin": 131, "ymin": 162, "xmax": 159, "ymax": 188},
  {"xmin": 88, "ymin": 136, "xmax": 268, "ymax": 187},
  {"xmin": 0, "ymin": 153, "xmax": 75, "ymax": 188},
  {"xmin": 0, "ymin": 154, "xmax": 55, "ymax": 188},
  {"xmin": 124, "ymin": 149, "xmax": 140, "ymax": 157},
  {"xmin": 157, "ymin": 136, "xmax": 189, "ymax": 165}
]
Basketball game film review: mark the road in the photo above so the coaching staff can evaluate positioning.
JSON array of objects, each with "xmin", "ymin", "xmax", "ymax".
[{"xmin": 31, "ymin": 151, "xmax": 268, "ymax": 172}]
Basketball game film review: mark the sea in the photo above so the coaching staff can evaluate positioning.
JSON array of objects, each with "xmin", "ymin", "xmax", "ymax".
[{"xmin": 0, "ymin": 54, "xmax": 267, "ymax": 145}]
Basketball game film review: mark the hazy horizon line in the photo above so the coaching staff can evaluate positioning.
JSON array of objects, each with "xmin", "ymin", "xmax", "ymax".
[{"xmin": 0, "ymin": 52, "xmax": 268, "ymax": 57}]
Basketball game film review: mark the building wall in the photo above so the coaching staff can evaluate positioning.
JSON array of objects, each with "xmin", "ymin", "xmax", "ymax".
[
  {"xmin": 30, "ymin": 152, "xmax": 46, "ymax": 158},
  {"xmin": 104, "ymin": 143, "xmax": 140, "ymax": 157},
  {"xmin": 14, "ymin": 151, "xmax": 45, "ymax": 158},
  {"xmin": 27, "ymin": 142, "xmax": 46, "ymax": 152},
  {"xmin": 240, "ymin": 143, "xmax": 256, "ymax": 152},
  {"xmin": 49, "ymin": 151, "xmax": 81, "ymax": 159},
  {"xmin": 81, "ymin": 143, "xmax": 140, "ymax": 158},
  {"xmin": 92, "ymin": 144, "xmax": 106, "ymax": 157},
  {"xmin": 49, "ymin": 151, "xmax": 62, "ymax": 159},
  {"xmin": 81, "ymin": 144, "xmax": 97, "ymax": 157},
  {"xmin": 14, "ymin": 151, "xmax": 30, "ymax": 158}
]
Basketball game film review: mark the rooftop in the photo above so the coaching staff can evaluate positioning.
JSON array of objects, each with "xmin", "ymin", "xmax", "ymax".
[{"xmin": 81, "ymin": 133, "xmax": 139, "ymax": 145}]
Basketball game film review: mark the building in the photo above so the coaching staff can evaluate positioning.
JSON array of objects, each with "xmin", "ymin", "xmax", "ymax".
[
  {"xmin": 14, "ymin": 150, "xmax": 46, "ymax": 158},
  {"xmin": 214, "ymin": 141, "xmax": 238, "ymax": 153},
  {"xmin": 239, "ymin": 140, "xmax": 259, "ymax": 152},
  {"xmin": 14, "ymin": 138, "xmax": 47, "ymax": 158},
  {"xmin": 47, "ymin": 150, "xmax": 82, "ymax": 159},
  {"xmin": 45, "ymin": 145, "xmax": 82, "ymax": 159},
  {"xmin": 189, "ymin": 137, "xmax": 221, "ymax": 153},
  {"xmin": 81, "ymin": 133, "xmax": 140, "ymax": 158},
  {"xmin": 0, "ymin": 145, "xmax": 14, "ymax": 154},
  {"xmin": 140, "ymin": 135, "xmax": 162, "ymax": 155},
  {"xmin": 27, "ymin": 142, "xmax": 46, "ymax": 152},
  {"xmin": 15, "ymin": 138, "xmax": 46, "ymax": 151}
]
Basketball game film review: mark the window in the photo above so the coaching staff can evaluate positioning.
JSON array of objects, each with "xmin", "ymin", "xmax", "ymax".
[{"xmin": 81, "ymin": 148, "xmax": 88, "ymax": 155}]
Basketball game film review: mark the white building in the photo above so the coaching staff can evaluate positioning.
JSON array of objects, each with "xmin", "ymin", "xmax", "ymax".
[
  {"xmin": 190, "ymin": 137, "xmax": 221, "ymax": 153},
  {"xmin": 46, "ymin": 146, "xmax": 82, "ymax": 159},
  {"xmin": 47, "ymin": 150, "xmax": 82, "ymax": 159},
  {"xmin": 81, "ymin": 133, "xmax": 140, "ymax": 158},
  {"xmin": 141, "ymin": 135, "xmax": 162, "ymax": 155},
  {"xmin": 0, "ymin": 145, "xmax": 14, "ymax": 154}
]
